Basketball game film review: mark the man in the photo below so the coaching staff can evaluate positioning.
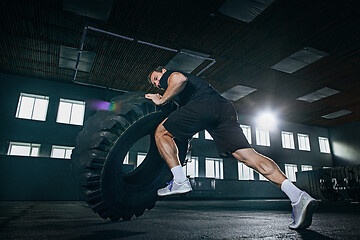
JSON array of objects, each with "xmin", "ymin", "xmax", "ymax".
[{"xmin": 145, "ymin": 66, "xmax": 317, "ymax": 230}]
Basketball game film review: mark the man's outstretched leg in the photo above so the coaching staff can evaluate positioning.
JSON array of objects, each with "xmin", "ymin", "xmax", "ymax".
[
  {"xmin": 233, "ymin": 148, "xmax": 318, "ymax": 230},
  {"xmin": 154, "ymin": 120, "xmax": 192, "ymax": 196}
]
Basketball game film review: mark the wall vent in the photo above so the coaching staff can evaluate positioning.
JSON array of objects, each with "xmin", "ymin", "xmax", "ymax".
[
  {"xmin": 221, "ymin": 85, "xmax": 257, "ymax": 101},
  {"xmin": 271, "ymin": 47, "xmax": 328, "ymax": 74},
  {"xmin": 322, "ymin": 110, "xmax": 352, "ymax": 119},
  {"xmin": 297, "ymin": 87, "xmax": 340, "ymax": 103},
  {"xmin": 59, "ymin": 46, "xmax": 96, "ymax": 73},
  {"xmin": 166, "ymin": 49, "xmax": 210, "ymax": 74},
  {"xmin": 219, "ymin": 0, "xmax": 276, "ymax": 23},
  {"xmin": 63, "ymin": 0, "xmax": 114, "ymax": 22}
]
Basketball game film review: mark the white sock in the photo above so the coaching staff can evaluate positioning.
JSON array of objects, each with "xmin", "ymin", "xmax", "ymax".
[
  {"xmin": 281, "ymin": 179, "xmax": 303, "ymax": 204},
  {"xmin": 171, "ymin": 165, "xmax": 187, "ymax": 183}
]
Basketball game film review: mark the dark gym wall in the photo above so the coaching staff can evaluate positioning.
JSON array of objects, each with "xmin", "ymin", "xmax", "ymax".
[
  {"xmin": 0, "ymin": 72, "xmax": 123, "ymax": 156},
  {"xmin": 1, "ymin": 73, "xmax": 333, "ymax": 200},
  {"xmin": 0, "ymin": 155, "xmax": 78, "ymax": 200},
  {"xmin": 329, "ymin": 121, "xmax": 360, "ymax": 166},
  {"xmin": 0, "ymin": 73, "xmax": 124, "ymax": 200}
]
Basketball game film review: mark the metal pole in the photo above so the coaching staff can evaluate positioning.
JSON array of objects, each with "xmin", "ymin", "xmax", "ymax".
[
  {"xmin": 137, "ymin": 40, "xmax": 178, "ymax": 53},
  {"xmin": 87, "ymin": 26, "xmax": 215, "ymax": 62},
  {"xmin": 73, "ymin": 26, "xmax": 216, "ymax": 85},
  {"xmin": 196, "ymin": 59, "xmax": 216, "ymax": 76},
  {"xmin": 87, "ymin": 26, "xmax": 134, "ymax": 41},
  {"xmin": 179, "ymin": 51, "xmax": 214, "ymax": 61},
  {"xmin": 74, "ymin": 80, "xmax": 106, "ymax": 89},
  {"xmin": 74, "ymin": 80, "xmax": 128, "ymax": 92},
  {"xmin": 73, "ymin": 26, "xmax": 88, "ymax": 81}
]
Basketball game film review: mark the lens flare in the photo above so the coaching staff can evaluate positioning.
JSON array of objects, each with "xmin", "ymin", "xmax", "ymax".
[
  {"xmin": 256, "ymin": 111, "xmax": 277, "ymax": 130},
  {"xmin": 88, "ymin": 100, "xmax": 121, "ymax": 112}
]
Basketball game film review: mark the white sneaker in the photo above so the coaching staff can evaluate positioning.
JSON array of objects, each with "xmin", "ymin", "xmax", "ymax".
[
  {"xmin": 289, "ymin": 191, "xmax": 318, "ymax": 230},
  {"xmin": 157, "ymin": 179, "xmax": 192, "ymax": 197}
]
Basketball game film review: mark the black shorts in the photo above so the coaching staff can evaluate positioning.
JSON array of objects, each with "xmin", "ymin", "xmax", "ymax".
[{"xmin": 163, "ymin": 99, "xmax": 251, "ymax": 157}]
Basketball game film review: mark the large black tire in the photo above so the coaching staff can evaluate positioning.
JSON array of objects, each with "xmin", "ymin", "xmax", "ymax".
[{"xmin": 71, "ymin": 92, "xmax": 189, "ymax": 221}]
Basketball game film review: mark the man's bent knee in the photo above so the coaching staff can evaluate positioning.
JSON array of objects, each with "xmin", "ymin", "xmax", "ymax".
[
  {"xmin": 155, "ymin": 122, "xmax": 174, "ymax": 140},
  {"xmin": 232, "ymin": 148, "xmax": 257, "ymax": 166}
]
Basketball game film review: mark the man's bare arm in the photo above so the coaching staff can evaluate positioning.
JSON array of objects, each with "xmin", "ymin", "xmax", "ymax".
[
  {"xmin": 145, "ymin": 72, "xmax": 187, "ymax": 106},
  {"xmin": 161, "ymin": 72, "xmax": 187, "ymax": 104}
]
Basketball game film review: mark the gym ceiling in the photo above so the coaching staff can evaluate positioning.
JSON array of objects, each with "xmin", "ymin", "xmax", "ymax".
[{"xmin": 1, "ymin": 0, "xmax": 359, "ymax": 127}]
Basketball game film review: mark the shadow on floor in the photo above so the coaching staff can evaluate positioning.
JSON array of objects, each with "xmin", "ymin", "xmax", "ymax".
[
  {"xmin": 296, "ymin": 229, "xmax": 335, "ymax": 240},
  {"xmin": 70, "ymin": 230, "xmax": 146, "ymax": 240}
]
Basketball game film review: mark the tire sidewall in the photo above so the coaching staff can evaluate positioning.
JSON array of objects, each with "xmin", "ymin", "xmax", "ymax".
[{"xmin": 101, "ymin": 110, "xmax": 171, "ymax": 211}]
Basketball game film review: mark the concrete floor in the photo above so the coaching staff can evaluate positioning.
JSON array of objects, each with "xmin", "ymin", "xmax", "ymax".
[{"xmin": 1, "ymin": 200, "xmax": 359, "ymax": 240}]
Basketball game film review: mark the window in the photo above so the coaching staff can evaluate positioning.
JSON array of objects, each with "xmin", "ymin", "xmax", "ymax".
[
  {"xmin": 259, "ymin": 173, "xmax": 268, "ymax": 181},
  {"xmin": 16, "ymin": 93, "xmax": 49, "ymax": 121},
  {"xmin": 256, "ymin": 128, "xmax": 270, "ymax": 146},
  {"xmin": 301, "ymin": 165, "xmax": 313, "ymax": 171},
  {"xmin": 319, "ymin": 137, "xmax": 330, "ymax": 153},
  {"xmin": 240, "ymin": 124, "xmax": 252, "ymax": 144},
  {"xmin": 182, "ymin": 156, "xmax": 199, "ymax": 178},
  {"xmin": 205, "ymin": 130, "xmax": 213, "ymax": 140},
  {"xmin": 238, "ymin": 162, "xmax": 254, "ymax": 180},
  {"xmin": 56, "ymin": 98, "xmax": 85, "ymax": 126},
  {"xmin": 51, "ymin": 145, "xmax": 74, "ymax": 159},
  {"xmin": 285, "ymin": 164, "xmax": 298, "ymax": 182},
  {"xmin": 205, "ymin": 158, "xmax": 223, "ymax": 179},
  {"xmin": 137, "ymin": 152, "xmax": 147, "ymax": 167},
  {"xmin": 123, "ymin": 152, "xmax": 129, "ymax": 164},
  {"xmin": 281, "ymin": 131, "xmax": 295, "ymax": 149},
  {"xmin": 8, "ymin": 142, "xmax": 40, "ymax": 157},
  {"xmin": 193, "ymin": 133, "xmax": 199, "ymax": 139},
  {"xmin": 298, "ymin": 134, "xmax": 311, "ymax": 151}
]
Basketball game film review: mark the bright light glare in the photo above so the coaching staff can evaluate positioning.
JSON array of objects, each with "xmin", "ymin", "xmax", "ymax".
[{"xmin": 256, "ymin": 112, "xmax": 277, "ymax": 130}]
